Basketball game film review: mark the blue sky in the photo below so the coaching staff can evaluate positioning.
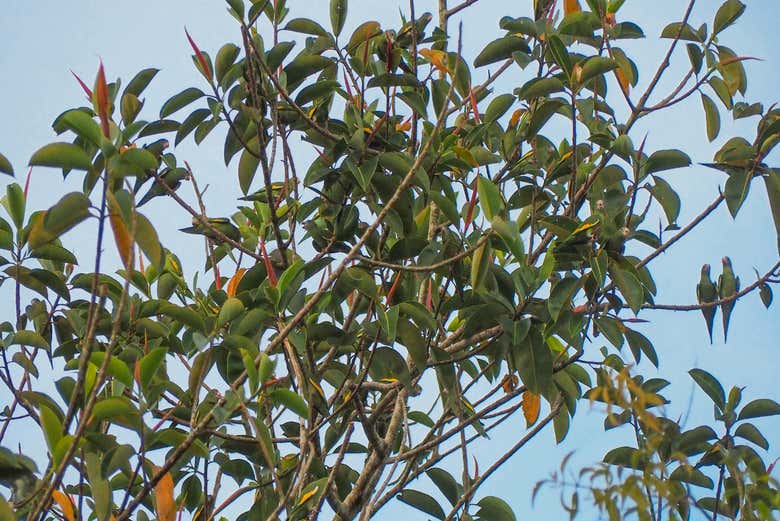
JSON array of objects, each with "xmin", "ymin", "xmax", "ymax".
[{"xmin": 1, "ymin": 1, "xmax": 779, "ymax": 519}]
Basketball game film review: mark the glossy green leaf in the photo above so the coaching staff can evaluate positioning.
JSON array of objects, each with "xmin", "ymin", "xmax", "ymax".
[
  {"xmin": 689, "ymin": 368, "xmax": 725, "ymax": 409},
  {"xmin": 477, "ymin": 175, "xmax": 504, "ymax": 221},
  {"xmin": 138, "ymin": 347, "xmax": 167, "ymax": 391},
  {"xmin": 59, "ymin": 109, "xmax": 104, "ymax": 146},
  {"xmin": 124, "ymin": 68, "xmax": 160, "ymax": 97},
  {"xmin": 734, "ymin": 422, "xmax": 769, "ymax": 449},
  {"xmin": 701, "ymin": 93, "xmax": 720, "ymax": 142},
  {"xmin": 5, "ymin": 183, "xmax": 24, "ymax": 229},
  {"xmin": 0, "ymin": 152, "xmax": 13, "ymax": 177},
  {"xmin": 713, "ymin": 0, "xmax": 746, "ymax": 34},
  {"xmin": 160, "ymin": 88, "xmax": 205, "ymax": 118},
  {"xmin": 763, "ymin": 169, "xmax": 780, "ymax": 255},
  {"xmin": 397, "ymin": 489, "xmax": 445, "ymax": 520},
  {"xmin": 477, "ymin": 496, "xmax": 516, "ymax": 521},
  {"xmin": 268, "ymin": 388, "xmax": 309, "ymax": 417},
  {"xmin": 330, "ymin": 0, "xmax": 347, "ymax": 36},
  {"xmin": 650, "ymin": 175, "xmax": 680, "ymax": 226},
  {"xmin": 218, "ymin": 297, "xmax": 245, "ymax": 326},
  {"xmin": 474, "ymin": 36, "xmax": 530, "ymax": 68},
  {"xmin": 644, "ymin": 149, "xmax": 692, "ymax": 175},
  {"xmin": 29, "ymin": 142, "xmax": 93, "ymax": 171},
  {"xmin": 738, "ymin": 398, "xmax": 780, "ymax": 421},
  {"xmin": 426, "ymin": 468, "xmax": 460, "ymax": 507}
]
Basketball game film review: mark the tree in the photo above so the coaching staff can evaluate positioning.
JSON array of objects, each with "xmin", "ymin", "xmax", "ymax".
[{"xmin": 0, "ymin": 0, "xmax": 778, "ymax": 519}]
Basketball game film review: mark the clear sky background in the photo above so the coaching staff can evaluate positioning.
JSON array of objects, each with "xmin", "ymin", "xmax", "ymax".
[{"xmin": 1, "ymin": 1, "xmax": 779, "ymax": 519}]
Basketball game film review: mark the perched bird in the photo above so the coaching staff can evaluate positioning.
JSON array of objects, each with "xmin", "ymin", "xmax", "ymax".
[
  {"xmin": 137, "ymin": 167, "xmax": 188, "ymax": 206},
  {"xmin": 717, "ymin": 257, "xmax": 740, "ymax": 342},
  {"xmin": 180, "ymin": 217, "xmax": 241, "ymax": 243},
  {"xmin": 534, "ymin": 0, "xmax": 556, "ymax": 21},
  {"xmin": 696, "ymin": 264, "xmax": 718, "ymax": 343}
]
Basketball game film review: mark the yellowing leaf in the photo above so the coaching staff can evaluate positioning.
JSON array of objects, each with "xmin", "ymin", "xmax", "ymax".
[
  {"xmin": 109, "ymin": 212, "xmax": 134, "ymax": 269},
  {"xmin": 522, "ymin": 391, "xmax": 541, "ymax": 427},
  {"xmin": 616, "ymin": 67, "xmax": 630, "ymax": 94},
  {"xmin": 154, "ymin": 469, "xmax": 176, "ymax": 521},
  {"xmin": 297, "ymin": 485, "xmax": 319, "ymax": 505},
  {"xmin": 52, "ymin": 490, "xmax": 75, "ymax": 521},
  {"xmin": 564, "ymin": 0, "xmax": 582, "ymax": 15},
  {"xmin": 226, "ymin": 267, "xmax": 247, "ymax": 297},
  {"xmin": 395, "ymin": 117, "xmax": 411, "ymax": 132},
  {"xmin": 419, "ymin": 48, "xmax": 448, "ymax": 73}
]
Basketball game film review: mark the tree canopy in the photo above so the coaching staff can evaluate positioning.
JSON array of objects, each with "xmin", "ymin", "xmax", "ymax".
[{"xmin": 0, "ymin": 0, "xmax": 779, "ymax": 520}]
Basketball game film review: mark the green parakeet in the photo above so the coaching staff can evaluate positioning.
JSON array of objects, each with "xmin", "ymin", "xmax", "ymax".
[
  {"xmin": 180, "ymin": 217, "xmax": 241, "ymax": 243},
  {"xmin": 696, "ymin": 264, "xmax": 718, "ymax": 343},
  {"xmin": 138, "ymin": 167, "xmax": 188, "ymax": 206},
  {"xmin": 717, "ymin": 256, "xmax": 740, "ymax": 342}
]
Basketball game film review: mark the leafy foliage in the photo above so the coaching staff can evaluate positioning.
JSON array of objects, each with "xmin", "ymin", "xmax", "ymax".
[{"xmin": 0, "ymin": 0, "xmax": 778, "ymax": 520}]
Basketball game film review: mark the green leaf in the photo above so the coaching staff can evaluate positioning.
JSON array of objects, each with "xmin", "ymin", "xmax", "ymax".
[
  {"xmin": 491, "ymin": 217, "xmax": 524, "ymax": 260},
  {"xmin": 330, "ymin": 0, "xmax": 347, "ymax": 36},
  {"xmin": 483, "ymin": 93, "xmax": 515, "ymax": 123},
  {"xmin": 9, "ymin": 330, "xmax": 50, "ymax": 350},
  {"xmin": 625, "ymin": 329, "xmax": 658, "ymax": 367},
  {"xmin": 759, "ymin": 283, "xmax": 772, "ymax": 308},
  {"xmin": 39, "ymin": 404, "xmax": 63, "ymax": 452},
  {"xmin": 514, "ymin": 329, "xmax": 552, "ymax": 395},
  {"xmin": 701, "ymin": 93, "xmax": 721, "ymax": 142},
  {"xmin": 29, "ymin": 142, "xmax": 93, "ymax": 171},
  {"xmin": 660, "ymin": 22, "xmax": 703, "ymax": 42},
  {"xmin": 477, "ymin": 496, "xmax": 517, "ymax": 521},
  {"xmin": 577, "ymin": 57, "xmax": 618, "ymax": 87},
  {"xmin": 59, "ymin": 109, "xmax": 104, "ymax": 147},
  {"xmin": 604, "ymin": 446, "xmax": 647, "ymax": 470},
  {"xmin": 515, "ymin": 77, "xmax": 565, "ymax": 101},
  {"xmin": 474, "ymin": 36, "xmax": 530, "ymax": 68},
  {"xmin": 644, "ymin": 149, "xmax": 692, "ymax": 175},
  {"xmin": 264, "ymin": 41, "xmax": 295, "ymax": 71},
  {"xmin": 285, "ymin": 18, "xmax": 329, "ymax": 37},
  {"xmin": 610, "ymin": 264, "xmax": 644, "ymax": 314},
  {"xmin": 477, "ymin": 175, "xmax": 504, "ymax": 221},
  {"xmin": 470, "ymin": 241, "xmax": 491, "ymax": 292},
  {"xmin": 650, "ymin": 175, "xmax": 680, "ymax": 227},
  {"xmin": 124, "ymin": 68, "xmax": 160, "ymax": 97},
  {"xmin": 0, "ymin": 495, "xmax": 15, "ymax": 521},
  {"xmin": 723, "ymin": 167, "xmax": 752, "ymax": 217},
  {"xmin": 215, "ymin": 43, "xmax": 241, "ymax": 83},
  {"xmin": 426, "ymin": 468, "xmax": 460, "ymax": 506},
  {"xmin": 90, "ymin": 397, "xmax": 138, "ymax": 424},
  {"xmin": 738, "ymin": 398, "xmax": 780, "ymax": 421},
  {"xmin": 548, "ymin": 276, "xmax": 581, "ymax": 321},
  {"xmin": 734, "ymin": 423, "xmax": 769, "ymax": 449},
  {"xmin": 397, "ymin": 489, "xmax": 445, "ymax": 520},
  {"xmin": 238, "ymin": 145, "xmax": 260, "ymax": 195},
  {"xmin": 138, "ymin": 347, "xmax": 167, "ymax": 391},
  {"xmin": 218, "ymin": 297, "xmax": 245, "ymax": 326},
  {"xmin": 763, "ymin": 169, "xmax": 780, "ymax": 255},
  {"xmin": 713, "ymin": 0, "xmax": 746, "ymax": 34},
  {"xmin": 669, "ymin": 466, "xmax": 714, "ymax": 489},
  {"xmin": 160, "ymin": 88, "xmax": 205, "ymax": 118},
  {"xmin": 5, "ymin": 184, "xmax": 25, "ymax": 229},
  {"xmin": 269, "ymin": 388, "xmax": 309, "ymax": 417},
  {"xmin": 135, "ymin": 213, "xmax": 165, "ymax": 270},
  {"xmin": 689, "ymin": 368, "xmax": 725, "ymax": 409},
  {"xmin": 0, "ymin": 152, "xmax": 13, "ymax": 177},
  {"xmin": 89, "ymin": 352, "xmax": 133, "ymax": 388}
]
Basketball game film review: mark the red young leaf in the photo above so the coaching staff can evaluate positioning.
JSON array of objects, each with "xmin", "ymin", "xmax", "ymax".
[{"xmin": 185, "ymin": 28, "xmax": 213, "ymax": 80}]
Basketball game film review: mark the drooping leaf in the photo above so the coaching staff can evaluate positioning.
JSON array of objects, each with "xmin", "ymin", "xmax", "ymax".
[
  {"xmin": 738, "ymin": 398, "xmax": 780, "ymax": 421},
  {"xmin": 689, "ymin": 368, "xmax": 726, "ymax": 409}
]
